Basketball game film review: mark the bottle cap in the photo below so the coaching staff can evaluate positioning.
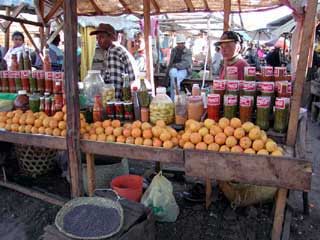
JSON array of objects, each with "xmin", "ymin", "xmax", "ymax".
[{"xmin": 18, "ymin": 90, "xmax": 27, "ymax": 95}]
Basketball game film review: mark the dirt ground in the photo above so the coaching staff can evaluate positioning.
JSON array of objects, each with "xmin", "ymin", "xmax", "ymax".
[{"xmin": 0, "ymin": 118, "xmax": 320, "ymax": 240}]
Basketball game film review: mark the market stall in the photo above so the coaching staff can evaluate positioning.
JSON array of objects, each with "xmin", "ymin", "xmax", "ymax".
[{"xmin": 0, "ymin": 1, "xmax": 317, "ymax": 240}]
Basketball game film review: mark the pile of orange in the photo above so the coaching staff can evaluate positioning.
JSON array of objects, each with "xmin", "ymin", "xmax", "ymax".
[{"xmin": 178, "ymin": 117, "xmax": 283, "ymax": 156}]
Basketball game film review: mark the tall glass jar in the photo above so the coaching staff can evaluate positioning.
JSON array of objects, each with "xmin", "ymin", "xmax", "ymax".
[
  {"xmin": 256, "ymin": 96, "xmax": 271, "ymax": 130},
  {"xmin": 175, "ymin": 93, "xmax": 187, "ymax": 125},
  {"xmin": 274, "ymin": 97, "xmax": 290, "ymax": 133},
  {"xmin": 29, "ymin": 92, "xmax": 40, "ymax": 113},
  {"xmin": 83, "ymin": 70, "xmax": 104, "ymax": 106},
  {"xmin": 187, "ymin": 96, "xmax": 204, "ymax": 121},
  {"xmin": 137, "ymin": 78, "xmax": 149, "ymax": 108},
  {"xmin": 223, "ymin": 95, "xmax": 238, "ymax": 119},
  {"xmin": 207, "ymin": 94, "xmax": 220, "ymax": 122},
  {"xmin": 150, "ymin": 87, "xmax": 174, "ymax": 124}
]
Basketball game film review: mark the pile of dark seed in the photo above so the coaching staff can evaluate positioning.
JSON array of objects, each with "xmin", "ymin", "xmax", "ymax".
[{"xmin": 63, "ymin": 205, "xmax": 121, "ymax": 238}]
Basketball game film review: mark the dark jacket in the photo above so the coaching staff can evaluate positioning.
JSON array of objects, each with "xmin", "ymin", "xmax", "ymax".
[{"xmin": 168, "ymin": 46, "xmax": 192, "ymax": 74}]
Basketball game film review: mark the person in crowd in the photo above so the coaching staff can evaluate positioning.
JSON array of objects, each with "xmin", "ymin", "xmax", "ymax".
[
  {"xmin": 90, "ymin": 23, "xmax": 135, "ymax": 100},
  {"xmin": 265, "ymin": 47, "xmax": 282, "ymax": 67},
  {"xmin": 167, "ymin": 34, "xmax": 192, "ymax": 100},
  {"xmin": 244, "ymin": 42, "xmax": 260, "ymax": 69},
  {"xmin": 4, "ymin": 31, "xmax": 25, "ymax": 69},
  {"xmin": 215, "ymin": 31, "xmax": 249, "ymax": 80},
  {"xmin": 132, "ymin": 32, "xmax": 146, "ymax": 72},
  {"xmin": 48, "ymin": 32, "xmax": 64, "ymax": 71},
  {"xmin": 212, "ymin": 46, "xmax": 223, "ymax": 76}
]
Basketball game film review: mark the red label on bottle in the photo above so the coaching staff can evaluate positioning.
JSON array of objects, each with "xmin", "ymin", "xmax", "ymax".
[
  {"xmin": 257, "ymin": 96, "xmax": 270, "ymax": 108},
  {"xmin": 213, "ymin": 80, "xmax": 226, "ymax": 90},
  {"xmin": 261, "ymin": 66, "xmax": 273, "ymax": 76},
  {"xmin": 3, "ymin": 71, "xmax": 9, "ymax": 78},
  {"xmin": 226, "ymin": 66, "xmax": 238, "ymax": 76},
  {"xmin": 240, "ymin": 96, "xmax": 253, "ymax": 107},
  {"xmin": 274, "ymin": 67, "xmax": 286, "ymax": 77},
  {"xmin": 275, "ymin": 98, "xmax": 286, "ymax": 109},
  {"xmin": 225, "ymin": 95, "xmax": 237, "ymax": 106},
  {"xmin": 260, "ymin": 82, "xmax": 274, "ymax": 93},
  {"xmin": 45, "ymin": 72, "xmax": 53, "ymax": 80},
  {"xmin": 288, "ymin": 82, "xmax": 292, "ymax": 94},
  {"xmin": 53, "ymin": 72, "xmax": 63, "ymax": 80},
  {"xmin": 207, "ymin": 94, "xmax": 220, "ymax": 105},
  {"xmin": 245, "ymin": 67, "xmax": 256, "ymax": 76},
  {"xmin": 32, "ymin": 70, "xmax": 37, "ymax": 79},
  {"xmin": 38, "ymin": 71, "xmax": 45, "ymax": 79},
  {"xmin": 227, "ymin": 80, "xmax": 239, "ymax": 91},
  {"xmin": 9, "ymin": 71, "xmax": 16, "ymax": 78},
  {"xmin": 243, "ymin": 81, "xmax": 256, "ymax": 91},
  {"xmin": 21, "ymin": 70, "xmax": 31, "ymax": 78}
]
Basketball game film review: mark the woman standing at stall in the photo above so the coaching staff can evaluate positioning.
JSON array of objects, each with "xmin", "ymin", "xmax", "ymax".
[{"xmin": 4, "ymin": 31, "xmax": 25, "ymax": 69}]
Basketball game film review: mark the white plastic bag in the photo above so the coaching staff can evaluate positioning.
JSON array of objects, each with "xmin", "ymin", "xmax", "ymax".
[{"xmin": 141, "ymin": 172, "xmax": 179, "ymax": 222}]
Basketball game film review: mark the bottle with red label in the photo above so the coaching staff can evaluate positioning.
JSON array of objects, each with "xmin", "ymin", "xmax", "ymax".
[
  {"xmin": 93, "ymin": 95, "xmax": 103, "ymax": 122},
  {"xmin": 274, "ymin": 97, "xmax": 290, "ymax": 133},
  {"xmin": 45, "ymin": 71, "xmax": 53, "ymax": 93},
  {"xmin": 260, "ymin": 66, "xmax": 274, "ymax": 81},
  {"xmin": 260, "ymin": 81, "xmax": 275, "ymax": 105},
  {"xmin": 256, "ymin": 96, "xmax": 271, "ymax": 130},
  {"xmin": 244, "ymin": 66, "xmax": 256, "ymax": 81},
  {"xmin": 213, "ymin": 80, "xmax": 226, "ymax": 100},
  {"xmin": 273, "ymin": 67, "xmax": 286, "ymax": 81},
  {"xmin": 207, "ymin": 94, "xmax": 220, "ymax": 121},
  {"xmin": 223, "ymin": 95, "xmax": 237, "ymax": 119},
  {"xmin": 226, "ymin": 80, "xmax": 240, "ymax": 96},
  {"xmin": 43, "ymin": 49, "xmax": 52, "ymax": 71},
  {"xmin": 226, "ymin": 66, "xmax": 238, "ymax": 80},
  {"xmin": 21, "ymin": 70, "xmax": 30, "ymax": 92},
  {"xmin": 2, "ymin": 71, "xmax": 9, "ymax": 92},
  {"xmin": 239, "ymin": 96, "xmax": 253, "ymax": 123}
]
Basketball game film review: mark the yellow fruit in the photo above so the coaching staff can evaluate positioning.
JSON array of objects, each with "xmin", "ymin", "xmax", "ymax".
[
  {"xmin": 49, "ymin": 119, "xmax": 58, "ymax": 129},
  {"xmin": 257, "ymin": 149, "xmax": 269, "ymax": 155},
  {"xmin": 196, "ymin": 142, "xmax": 207, "ymax": 150},
  {"xmin": 0, "ymin": 122, "xmax": 5, "ymax": 129},
  {"xmin": 231, "ymin": 145, "xmax": 243, "ymax": 153},
  {"xmin": 6, "ymin": 112, "xmax": 14, "ymax": 118},
  {"xmin": 132, "ymin": 128, "xmax": 142, "ymax": 138},
  {"xmin": 102, "ymin": 120, "xmax": 112, "ymax": 128},
  {"xmin": 52, "ymin": 128, "xmax": 61, "ymax": 137},
  {"xmin": 218, "ymin": 118, "xmax": 230, "ymax": 129},
  {"xmin": 123, "ymin": 128, "xmax": 132, "ymax": 138},
  {"xmin": 142, "ymin": 138, "xmax": 153, "ymax": 146},
  {"xmin": 111, "ymin": 120, "xmax": 121, "ymax": 128},
  {"xmin": 277, "ymin": 147, "xmax": 284, "ymax": 153},
  {"xmin": 266, "ymin": 141, "xmax": 277, "ymax": 152},
  {"xmin": 113, "ymin": 127, "xmax": 123, "ymax": 137},
  {"xmin": 190, "ymin": 132, "xmax": 202, "ymax": 144},
  {"xmin": 260, "ymin": 130, "xmax": 268, "ymax": 143},
  {"xmin": 171, "ymin": 137, "xmax": 179, "ymax": 146},
  {"xmin": 6, "ymin": 118, "xmax": 12, "ymax": 124},
  {"xmin": 155, "ymin": 120, "xmax": 166, "ymax": 128},
  {"xmin": 14, "ymin": 110, "xmax": 23, "ymax": 116},
  {"xmin": 234, "ymin": 128, "xmax": 246, "ymax": 139},
  {"xmin": 204, "ymin": 119, "xmax": 215, "ymax": 129},
  {"xmin": 117, "ymin": 135, "xmax": 126, "ymax": 143},
  {"xmin": 215, "ymin": 132, "xmax": 227, "ymax": 145},
  {"xmin": 11, "ymin": 123, "xmax": 19, "ymax": 132},
  {"xmin": 219, "ymin": 145, "xmax": 230, "ymax": 152},
  {"xmin": 242, "ymin": 121, "xmax": 255, "ymax": 133},
  {"xmin": 190, "ymin": 122, "xmax": 201, "ymax": 132},
  {"xmin": 97, "ymin": 134, "xmax": 106, "ymax": 142},
  {"xmin": 244, "ymin": 148, "xmax": 256, "ymax": 154},
  {"xmin": 239, "ymin": 137, "xmax": 252, "ymax": 149},
  {"xmin": 53, "ymin": 112, "xmax": 64, "ymax": 121},
  {"xmin": 207, "ymin": 143, "xmax": 219, "ymax": 151},
  {"xmin": 210, "ymin": 125, "xmax": 223, "ymax": 136},
  {"xmin": 153, "ymin": 138, "xmax": 163, "ymax": 147},
  {"xmin": 5, "ymin": 123, "xmax": 11, "ymax": 131},
  {"xmin": 31, "ymin": 126, "xmax": 39, "ymax": 134},
  {"xmin": 45, "ymin": 127, "xmax": 53, "ymax": 135},
  {"xmin": 224, "ymin": 126, "xmax": 235, "ymax": 137},
  {"xmin": 183, "ymin": 142, "xmax": 195, "ymax": 149},
  {"xmin": 226, "ymin": 136, "xmax": 237, "ymax": 148},
  {"xmin": 252, "ymin": 139, "xmax": 265, "ymax": 151},
  {"xmin": 181, "ymin": 131, "xmax": 191, "ymax": 142},
  {"xmin": 185, "ymin": 119, "xmax": 196, "ymax": 128},
  {"xmin": 63, "ymin": 114, "xmax": 67, "ymax": 121},
  {"xmin": 203, "ymin": 134, "xmax": 214, "ymax": 144},
  {"xmin": 143, "ymin": 129, "xmax": 153, "ymax": 139},
  {"xmin": 95, "ymin": 126, "xmax": 104, "ymax": 135},
  {"xmin": 271, "ymin": 150, "xmax": 283, "ymax": 156},
  {"xmin": 123, "ymin": 123, "xmax": 132, "ymax": 129},
  {"xmin": 105, "ymin": 126, "xmax": 114, "ymax": 136},
  {"xmin": 58, "ymin": 121, "xmax": 66, "ymax": 130},
  {"xmin": 248, "ymin": 127, "xmax": 261, "ymax": 140},
  {"xmin": 89, "ymin": 134, "xmax": 97, "ymax": 141},
  {"xmin": 38, "ymin": 126, "xmax": 45, "ymax": 134},
  {"xmin": 199, "ymin": 127, "xmax": 209, "ymax": 137},
  {"xmin": 80, "ymin": 128, "xmax": 86, "ymax": 134},
  {"xmin": 141, "ymin": 122, "xmax": 152, "ymax": 130},
  {"xmin": 0, "ymin": 115, "xmax": 8, "ymax": 123},
  {"xmin": 106, "ymin": 135, "xmax": 116, "ymax": 142},
  {"xmin": 80, "ymin": 120, "xmax": 86, "ymax": 128},
  {"xmin": 230, "ymin": 118, "xmax": 242, "ymax": 128},
  {"xmin": 132, "ymin": 120, "xmax": 142, "ymax": 128},
  {"xmin": 18, "ymin": 125, "xmax": 25, "ymax": 133},
  {"xmin": 125, "ymin": 137, "xmax": 135, "ymax": 144},
  {"xmin": 163, "ymin": 140, "xmax": 173, "ymax": 149},
  {"xmin": 160, "ymin": 132, "xmax": 171, "ymax": 142},
  {"xmin": 134, "ymin": 137, "xmax": 143, "ymax": 145}
]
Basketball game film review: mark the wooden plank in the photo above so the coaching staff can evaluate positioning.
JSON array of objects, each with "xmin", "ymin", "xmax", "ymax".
[
  {"xmin": 2, "ymin": 3, "xmax": 25, "ymax": 31},
  {"xmin": 0, "ymin": 14, "xmax": 43, "ymax": 27},
  {"xmin": 143, "ymin": 0, "xmax": 155, "ymax": 96},
  {"xmin": 4, "ymin": 7, "xmax": 10, "ymax": 54},
  {"xmin": 89, "ymin": 0, "xmax": 103, "ymax": 15},
  {"xmin": 85, "ymin": 153, "xmax": 96, "ymax": 197},
  {"xmin": 281, "ymin": 203, "xmax": 292, "ymax": 240},
  {"xmin": 81, "ymin": 140, "xmax": 184, "ymax": 164},
  {"xmin": 287, "ymin": 0, "xmax": 318, "ymax": 146},
  {"xmin": 150, "ymin": 0, "xmax": 160, "ymax": 13},
  {"xmin": 44, "ymin": 0, "xmax": 64, "ymax": 23},
  {"xmin": 64, "ymin": 0, "xmax": 83, "ymax": 198},
  {"xmin": 34, "ymin": 3, "xmax": 46, "ymax": 26},
  {"xmin": 184, "ymin": 150, "xmax": 312, "ymax": 191},
  {"xmin": 184, "ymin": 0, "xmax": 195, "ymax": 11},
  {"xmin": 223, "ymin": 0, "xmax": 231, "ymax": 31},
  {"xmin": 39, "ymin": 0, "xmax": 45, "ymax": 51},
  {"xmin": 46, "ymin": 22, "xmax": 63, "ymax": 45},
  {"xmin": 0, "ymin": 131, "xmax": 67, "ymax": 150},
  {"xmin": 272, "ymin": 189, "xmax": 288, "ymax": 240},
  {"xmin": 119, "ymin": 0, "xmax": 132, "ymax": 13}
]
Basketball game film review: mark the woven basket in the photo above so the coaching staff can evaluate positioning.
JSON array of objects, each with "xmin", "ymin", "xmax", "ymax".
[
  {"xmin": 15, "ymin": 144, "xmax": 57, "ymax": 177},
  {"xmin": 219, "ymin": 181, "xmax": 277, "ymax": 207}
]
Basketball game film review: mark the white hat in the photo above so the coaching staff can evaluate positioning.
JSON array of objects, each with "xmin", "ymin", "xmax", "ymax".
[{"xmin": 176, "ymin": 34, "xmax": 186, "ymax": 43}]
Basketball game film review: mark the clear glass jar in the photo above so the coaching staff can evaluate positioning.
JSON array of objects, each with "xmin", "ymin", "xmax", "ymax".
[
  {"xmin": 150, "ymin": 87, "xmax": 174, "ymax": 124},
  {"xmin": 14, "ymin": 90, "xmax": 29, "ymax": 112},
  {"xmin": 187, "ymin": 96, "xmax": 204, "ymax": 121},
  {"xmin": 83, "ymin": 70, "xmax": 104, "ymax": 106},
  {"xmin": 175, "ymin": 93, "xmax": 187, "ymax": 125}
]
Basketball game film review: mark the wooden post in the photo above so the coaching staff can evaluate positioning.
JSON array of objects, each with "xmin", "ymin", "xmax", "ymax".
[
  {"xmin": 272, "ymin": 189, "xmax": 288, "ymax": 240},
  {"xmin": 287, "ymin": 0, "xmax": 318, "ymax": 146},
  {"xmin": 143, "ymin": 0, "xmax": 155, "ymax": 96},
  {"xmin": 223, "ymin": 0, "xmax": 231, "ymax": 31},
  {"xmin": 64, "ymin": 0, "xmax": 83, "ymax": 197},
  {"xmin": 4, "ymin": 7, "xmax": 10, "ymax": 53},
  {"xmin": 39, "ymin": 0, "xmax": 45, "ymax": 51},
  {"xmin": 86, "ymin": 154, "xmax": 96, "ymax": 197}
]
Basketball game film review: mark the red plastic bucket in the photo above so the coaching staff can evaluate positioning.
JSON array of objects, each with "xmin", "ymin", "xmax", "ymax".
[{"xmin": 111, "ymin": 175, "xmax": 143, "ymax": 202}]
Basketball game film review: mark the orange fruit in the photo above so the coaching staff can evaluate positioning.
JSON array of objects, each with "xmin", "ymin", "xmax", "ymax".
[
  {"xmin": 198, "ymin": 127, "xmax": 209, "ymax": 137},
  {"xmin": 181, "ymin": 131, "xmax": 191, "ymax": 142},
  {"xmin": 80, "ymin": 120, "xmax": 86, "ymax": 128},
  {"xmin": 183, "ymin": 142, "xmax": 195, "ymax": 149},
  {"xmin": 6, "ymin": 112, "xmax": 14, "ymax": 118},
  {"xmin": 210, "ymin": 125, "xmax": 223, "ymax": 136},
  {"xmin": 113, "ymin": 127, "xmax": 123, "ymax": 137},
  {"xmin": 125, "ymin": 137, "xmax": 135, "ymax": 144},
  {"xmin": 141, "ymin": 122, "xmax": 152, "ymax": 130},
  {"xmin": 179, "ymin": 139, "xmax": 186, "ymax": 148},
  {"xmin": 203, "ymin": 134, "xmax": 214, "ymax": 144},
  {"xmin": 18, "ymin": 125, "xmax": 25, "ymax": 133},
  {"xmin": 49, "ymin": 119, "xmax": 59, "ymax": 129},
  {"xmin": 143, "ymin": 129, "xmax": 153, "ymax": 139},
  {"xmin": 248, "ymin": 127, "xmax": 261, "ymax": 140},
  {"xmin": 93, "ymin": 121, "xmax": 102, "ymax": 128},
  {"xmin": 62, "ymin": 105, "xmax": 67, "ymax": 113},
  {"xmin": 45, "ymin": 127, "xmax": 53, "ymax": 135},
  {"xmin": 31, "ymin": 126, "xmax": 39, "ymax": 134},
  {"xmin": 155, "ymin": 120, "xmax": 166, "ymax": 128},
  {"xmin": 153, "ymin": 138, "xmax": 163, "ymax": 147},
  {"xmin": 234, "ymin": 128, "xmax": 246, "ymax": 139},
  {"xmin": 131, "ymin": 128, "xmax": 142, "ymax": 138},
  {"xmin": 106, "ymin": 135, "xmax": 116, "ymax": 142},
  {"xmin": 190, "ymin": 132, "xmax": 202, "ymax": 144},
  {"xmin": 257, "ymin": 149, "xmax": 269, "ymax": 155},
  {"xmin": 123, "ymin": 128, "xmax": 132, "ymax": 138},
  {"xmin": 163, "ymin": 140, "xmax": 174, "ymax": 149},
  {"xmin": 102, "ymin": 120, "xmax": 112, "ymax": 128},
  {"xmin": 14, "ymin": 110, "xmax": 23, "ymax": 116},
  {"xmin": 242, "ymin": 121, "xmax": 255, "ymax": 133},
  {"xmin": 224, "ymin": 126, "xmax": 235, "ymax": 136},
  {"xmin": 63, "ymin": 114, "xmax": 67, "ymax": 121},
  {"xmin": 134, "ymin": 137, "xmax": 143, "ymax": 145},
  {"xmin": 132, "ymin": 120, "xmax": 142, "ymax": 129},
  {"xmin": 43, "ymin": 117, "xmax": 51, "ymax": 128},
  {"xmin": 6, "ymin": 118, "xmax": 12, "ymax": 124},
  {"xmin": 244, "ymin": 148, "xmax": 256, "ymax": 154},
  {"xmin": 80, "ymin": 128, "xmax": 86, "ymax": 134},
  {"xmin": 111, "ymin": 120, "xmax": 121, "ymax": 128},
  {"xmin": 208, "ymin": 143, "xmax": 220, "ymax": 151},
  {"xmin": 231, "ymin": 145, "xmax": 243, "ymax": 153},
  {"xmin": 95, "ymin": 126, "xmax": 104, "ymax": 135},
  {"xmin": 11, "ymin": 123, "xmax": 19, "ymax": 132},
  {"xmin": 171, "ymin": 137, "xmax": 179, "ymax": 146},
  {"xmin": 89, "ymin": 134, "xmax": 97, "ymax": 141},
  {"xmin": 167, "ymin": 127, "xmax": 178, "ymax": 137},
  {"xmin": 26, "ymin": 115, "xmax": 36, "ymax": 125},
  {"xmin": 204, "ymin": 119, "xmax": 215, "ymax": 129},
  {"xmin": 219, "ymin": 145, "xmax": 230, "ymax": 152},
  {"xmin": 266, "ymin": 141, "xmax": 277, "ymax": 152},
  {"xmin": 5, "ymin": 123, "xmax": 11, "ymax": 131},
  {"xmin": 160, "ymin": 131, "xmax": 171, "ymax": 142},
  {"xmin": 230, "ymin": 118, "xmax": 242, "ymax": 128},
  {"xmin": 226, "ymin": 136, "xmax": 237, "ymax": 148},
  {"xmin": 0, "ymin": 122, "xmax": 5, "ymax": 129},
  {"xmin": 0, "ymin": 116, "xmax": 8, "ymax": 124},
  {"xmin": 123, "ymin": 123, "xmax": 132, "ymax": 129},
  {"xmin": 89, "ymin": 127, "xmax": 96, "ymax": 135},
  {"xmin": 271, "ymin": 150, "xmax": 283, "ymax": 156},
  {"xmin": 58, "ymin": 121, "xmax": 66, "ymax": 130},
  {"xmin": 239, "ymin": 137, "xmax": 252, "ymax": 149},
  {"xmin": 34, "ymin": 119, "xmax": 43, "ymax": 128},
  {"xmin": 53, "ymin": 112, "xmax": 64, "ymax": 121},
  {"xmin": 151, "ymin": 126, "xmax": 162, "ymax": 137},
  {"xmin": 97, "ymin": 134, "xmax": 106, "ymax": 142},
  {"xmin": 218, "ymin": 117, "xmax": 230, "ymax": 129},
  {"xmin": 189, "ymin": 122, "xmax": 201, "ymax": 132},
  {"xmin": 143, "ymin": 138, "xmax": 153, "ymax": 146},
  {"xmin": 61, "ymin": 129, "xmax": 67, "ymax": 137},
  {"xmin": 215, "ymin": 132, "xmax": 226, "ymax": 145},
  {"xmin": 38, "ymin": 126, "xmax": 46, "ymax": 134},
  {"xmin": 252, "ymin": 139, "xmax": 264, "ymax": 152},
  {"xmin": 80, "ymin": 113, "xmax": 85, "ymax": 120},
  {"xmin": 52, "ymin": 128, "xmax": 61, "ymax": 137},
  {"xmin": 12, "ymin": 116, "xmax": 19, "ymax": 124},
  {"xmin": 196, "ymin": 142, "xmax": 207, "ymax": 150},
  {"xmin": 104, "ymin": 126, "xmax": 114, "ymax": 136},
  {"xmin": 116, "ymin": 135, "xmax": 126, "ymax": 143}
]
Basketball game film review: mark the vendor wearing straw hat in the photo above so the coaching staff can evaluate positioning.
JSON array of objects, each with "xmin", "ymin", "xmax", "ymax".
[
  {"xmin": 168, "ymin": 34, "xmax": 192, "ymax": 100},
  {"xmin": 215, "ymin": 31, "xmax": 249, "ymax": 80}
]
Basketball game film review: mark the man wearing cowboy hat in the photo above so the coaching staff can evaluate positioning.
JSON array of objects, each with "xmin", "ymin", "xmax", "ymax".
[
  {"xmin": 168, "ymin": 34, "xmax": 192, "ymax": 100},
  {"xmin": 90, "ymin": 23, "xmax": 135, "ymax": 100}
]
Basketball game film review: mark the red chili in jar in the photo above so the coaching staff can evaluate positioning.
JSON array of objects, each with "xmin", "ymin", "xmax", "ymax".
[
  {"xmin": 114, "ymin": 102, "xmax": 124, "ymax": 120},
  {"xmin": 45, "ymin": 71, "xmax": 53, "ymax": 93},
  {"xmin": 8, "ymin": 71, "xmax": 16, "ymax": 93},
  {"xmin": 37, "ymin": 70, "xmax": 45, "ymax": 93},
  {"xmin": 21, "ymin": 70, "xmax": 30, "ymax": 92},
  {"xmin": 106, "ymin": 102, "xmax": 115, "ymax": 119},
  {"xmin": 207, "ymin": 94, "xmax": 220, "ymax": 122},
  {"xmin": 54, "ymin": 93, "xmax": 63, "ymax": 111},
  {"xmin": 239, "ymin": 96, "xmax": 253, "ymax": 123},
  {"xmin": 44, "ymin": 97, "xmax": 51, "ymax": 116}
]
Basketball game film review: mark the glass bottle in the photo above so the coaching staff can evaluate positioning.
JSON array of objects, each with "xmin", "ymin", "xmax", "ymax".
[
  {"xmin": 122, "ymin": 73, "xmax": 131, "ymax": 102},
  {"xmin": 44, "ymin": 96, "xmax": 51, "ymax": 116},
  {"xmin": 18, "ymin": 52, "xmax": 24, "ymax": 70},
  {"xmin": 10, "ymin": 54, "xmax": 19, "ymax": 71},
  {"xmin": 29, "ymin": 92, "xmax": 40, "ymax": 113},
  {"xmin": 23, "ymin": 51, "xmax": 32, "ymax": 70},
  {"xmin": 51, "ymin": 98, "xmax": 56, "ymax": 116},
  {"xmin": 39, "ymin": 96, "xmax": 45, "ymax": 112},
  {"xmin": 43, "ymin": 49, "xmax": 52, "ymax": 71},
  {"xmin": 150, "ymin": 87, "xmax": 174, "ymax": 124},
  {"xmin": 93, "ymin": 95, "xmax": 103, "ymax": 122},
  {"xmin": 132, "ymin": 86, "xmax": 141, "ymax": 120},
  {"xmin": 137, "ymin": 78, "xmax": 149, "ymax": 108}
]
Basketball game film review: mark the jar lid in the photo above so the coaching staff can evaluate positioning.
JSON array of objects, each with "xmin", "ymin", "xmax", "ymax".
[
  {"xmin": 87, "ymin": 70, "xmax": 101, "ymax": 74},
  {"xmin": 156, "ymin": 87, "xmax": 166, "ymax": 94},
  {"xmin": 18, "ymin": 90, "xmax": 27, "ymax": 95},
  {"xmin": 188, "ymin": 96, "xmax": 202, "ymax": 102},
  {"xmin": 192, "ymin": 84, "xmax": 200, "ymax": 88}
]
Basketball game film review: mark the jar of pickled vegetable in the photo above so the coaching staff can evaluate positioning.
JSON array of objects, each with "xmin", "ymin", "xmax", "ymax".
[
  {"xmin": 274, "ymin": 97, "xmax": 290, "ymax": 133},
  {"xmin": 45, "ymin": 71, "xmax": 53, "ymax": 93},
  {"xmin": 223, "ymin": 95, "xmax": 237, "ymax": 119},
  {"xmin": 187, "ymin": 96, "xmax": 204, "ymax": 121},
  {"xmin": 207, "ymin": 94, "xmax": 220, "ymax": 121},
  {"xmin": 239, "ymin": 96, "xmax": 253, "ymax": 123},
  {"xmin": 274, "ymin": 67, "xmax": 287, "ymax": 81},
  {"xmin": 242, "ymin": 81, "xmax": 256, "ymax": 97},
  {"xmin": 29, "ymin": 92, "xmax": 40, "ymax": 113},
  {"xmin": 256, "ymin": 96, "xmax": 271, "ymax": 130},
  {"xmin": 226, "ymin": 66, "xmax": 238, "ymax": 80},
  {"xmin": 37, "ymin": 70, "xmax": 45, "ymax": 94},
  {"xmin": 260, "ymin": 82, "xmax": 275, "ymax": 105},
  {"xmin": 244, "ymin": 66, "xmax": 256, "ymax": 81},
  {"xmin": 226, "ymin": 80, "xmax": 239, "ymax": 96},
  {"xmin": 213, "ymin": 80, "xmax": 226, "ymax": 100},
  {"xmin": 260, "ymin": 66, "xmax": 274, "ymax": 81},
  {"xmin": 175, "ymin": 94, "xmax": 187, "ymax": 125},
  {"xmin": 150, "ymin": 87, "xmax": 174, "ymax": 124}
]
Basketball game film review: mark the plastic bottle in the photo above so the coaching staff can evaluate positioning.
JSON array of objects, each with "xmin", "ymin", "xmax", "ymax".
[
  {"xmin": 132, "ymin": 86, "xmax": 141, "ymax": 120},
  {"xmin": 43, "ymin": 49, "xmax": 52, "ymax": 71}
]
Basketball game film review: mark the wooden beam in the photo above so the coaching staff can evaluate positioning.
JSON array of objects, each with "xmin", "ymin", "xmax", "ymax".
[
  {"xmin": 0, "ymin": 14, "xmax": 43, "ymax": 27},
  {"xmin": 272, "ymin": 189, "xmax": 288, "ymax": 240},
  {"xmin": 118, "ymin": 0, "xmax": 132, "ymax": 13},
  {"xmin": 150, "ymin": 0, "xmax": 160, "ymax": 13},
  {"xmin": 202, "ymin": 0, "xmax": 209, "ymax": 11},
  {"xmin": 184, "ymin": 150, "xmax": 312, "ymax": 191},
  {"xmin": 20, "ymin": 23, "xmax": 42, "ymax": 57},
  {"xmin": 224, "ymin": 0, "xmax": 231, "ymax": 31},
  {"xmin": 44, "ymin": 0, "xmax": 64, "ymax": 23},
  {"xmin": 143, "ymin": 0, "xmax": 155, "ymax": 96},
  {"xmin": 4, "ymin": 7, "xmax": 10, "ymax": 54},
  {"xmin": 85, "ymin": 154, "xmax": 96, "ymax": 197},
  {"xmin": 46, "ymin": 22, "xmax": 63, "ymax": 45},
  {"xmin": 34, "ymin": 4, "xmax": 46, "ymax": 26},
  {"xmin": 184, "ymin": 0, "xmax": 195, "ymax": 11},
  {"xmin": 2, "ymin": 3, "xmax": 26, "ymax": 31},
  {"xmin": 287, "ymin": 0, "xmax": 318, "ymax": 146},
  {"xmin": 39, "ymin": 0, "xmax": 45, "ymax": 51},
  {"xmin": 89, "ymin": 0, "xmax": 103, "ymax": 15},
  {"xmin": 64, "ymin": 0, "xmax": 83, "ymax": 198}
]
